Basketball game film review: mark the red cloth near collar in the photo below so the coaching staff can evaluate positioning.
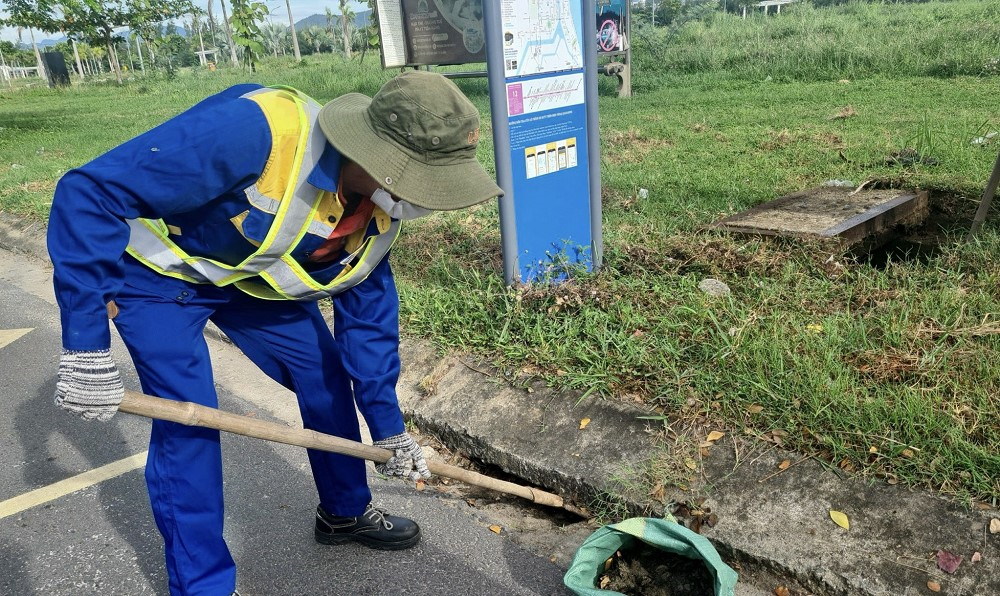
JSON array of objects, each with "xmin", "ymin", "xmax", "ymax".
[{"xmin": 307, "ymin": 178, "xmax": 376, "ymax": 263}]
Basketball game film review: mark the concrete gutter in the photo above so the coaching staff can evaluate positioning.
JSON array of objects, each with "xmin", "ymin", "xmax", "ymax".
[{"xmin": 3, "ymin": 211, "xmax": 998, "ymax": 595}]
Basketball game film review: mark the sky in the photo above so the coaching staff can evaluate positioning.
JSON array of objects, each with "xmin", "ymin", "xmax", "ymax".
[{"xmin": 1, "ymin": 1, "xmax": 369, "ymax": 45}]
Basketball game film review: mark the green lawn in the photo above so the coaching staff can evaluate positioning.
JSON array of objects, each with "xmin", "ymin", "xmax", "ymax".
[{"xmin": 2, "ymin": 0, "xmax": 998, "ymax": 507}]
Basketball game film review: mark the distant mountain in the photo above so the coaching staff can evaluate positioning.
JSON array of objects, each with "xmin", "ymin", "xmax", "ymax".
[{"xmin": 294, "ymin": 10, "xmax": 371, "ymax": 32}]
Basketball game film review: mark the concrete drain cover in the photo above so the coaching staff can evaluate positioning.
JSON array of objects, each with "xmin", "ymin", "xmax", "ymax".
[{"xmin": 713, "ymin": 186, "xmax": 929, "ymax": 246}]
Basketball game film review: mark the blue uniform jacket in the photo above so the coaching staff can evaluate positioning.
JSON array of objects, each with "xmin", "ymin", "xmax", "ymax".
[{"xmin": 47, "ymin": 83, "xmax": 405, "ymax": 439}]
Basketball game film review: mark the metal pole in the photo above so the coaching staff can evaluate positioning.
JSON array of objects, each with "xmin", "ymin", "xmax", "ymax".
[
  {"xmin": 583, "ymin": 0, "xmax": 603, "ymax": 270},
  {"xmin": 483, "ymin": 0, "xmax": 519, "ymax": 285}
]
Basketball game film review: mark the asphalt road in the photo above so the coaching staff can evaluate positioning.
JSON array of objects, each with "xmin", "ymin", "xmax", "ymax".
[{"xmin": 0, "ymin": 247, "xmax": 571, "ymax": 596}]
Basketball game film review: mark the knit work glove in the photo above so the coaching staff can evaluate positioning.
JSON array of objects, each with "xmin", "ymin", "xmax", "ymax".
[
  {"xmin": 373, "ymin": 432, "xmax": 431, "ymax": 481},
  {"xmin": 54, "ymin": 349, "xmax": 124, "ymax": 421}
]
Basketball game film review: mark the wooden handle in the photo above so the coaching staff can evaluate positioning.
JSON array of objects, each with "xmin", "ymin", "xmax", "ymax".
[{"xmin": 120, "ymin": 391, "xmax": 564, "ymax": 508}]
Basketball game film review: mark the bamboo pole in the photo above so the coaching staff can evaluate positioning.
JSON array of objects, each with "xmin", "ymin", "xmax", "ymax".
[{"xmin": 120, "ymin": 391, "xmax": 565, "ymax": 509}]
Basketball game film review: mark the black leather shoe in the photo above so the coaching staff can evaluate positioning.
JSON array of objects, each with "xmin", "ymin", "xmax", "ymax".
[{"xmin": 315, "ymin": 503, "xmax": 421, "ymax": 550}]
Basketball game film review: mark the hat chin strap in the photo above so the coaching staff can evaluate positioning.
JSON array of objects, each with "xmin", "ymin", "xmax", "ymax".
[{"xmin": 371, "ymin": 188, "xmax": 434, "ymax": 220}]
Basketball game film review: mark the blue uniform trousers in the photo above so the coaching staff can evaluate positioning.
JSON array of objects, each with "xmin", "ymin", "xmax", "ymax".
[{"xmin": 112, "ymin": 268, "xmax": 372, "ymax": 596}]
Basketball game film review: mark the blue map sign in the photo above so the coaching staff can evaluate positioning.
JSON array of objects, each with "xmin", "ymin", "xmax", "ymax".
[{"xmin": 486, "ymin": 0, "xmax": 601, "ymax": 283}]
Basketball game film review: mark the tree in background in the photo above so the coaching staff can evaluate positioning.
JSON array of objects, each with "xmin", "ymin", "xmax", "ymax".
[
  {"xmin": 337, "ymin": 0, "xmax": 353, "ymax": 58},
  {"xmin": 228, "ymin": 0, "xmax": 266, "ymax": 71},
  {"xmin": 283, "ymin": 0, "xmax": 300, "ymax": 61},
  {"xmin": 218, "ymin": 0, "xmax": 238, "ymax": 65},
  {"xmin": 1, "ymin": 0, "xmax": 57, "ymax": 80},
  {"xmin": 260, "ymin": 20, "xmax": 287, "ymax": 57},
  {"xmin": 358, "ymin": 0, "xmax": 379, "ymax": 64},
  {"xmin": 56, "ymin": 0, "xmax": 193, "ymax": 84},
  {"xmin": 300, "ymin": 25, "xmax": 332, "ymax": 55}
]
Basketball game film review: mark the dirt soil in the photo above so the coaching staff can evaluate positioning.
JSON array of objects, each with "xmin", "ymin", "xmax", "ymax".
[{"xmin": 601, "ymin": 544, "xmax": 716, "ymax": 596}]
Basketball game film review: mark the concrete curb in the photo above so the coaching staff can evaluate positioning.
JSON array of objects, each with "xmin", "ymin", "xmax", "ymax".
[{"xmin": 3, "ymin": 211, "xmax": 997, "ymax": 595}]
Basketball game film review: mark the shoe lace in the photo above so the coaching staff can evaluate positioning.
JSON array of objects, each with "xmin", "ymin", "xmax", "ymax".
[{"xmin": 363, "ymin": 504, "xmax": 394, "ymax": 530}]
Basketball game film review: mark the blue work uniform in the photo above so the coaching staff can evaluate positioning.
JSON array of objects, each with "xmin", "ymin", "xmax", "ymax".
[{"xmin": 47, "ymin": 84, "xmax": 406, "ymax": 596}]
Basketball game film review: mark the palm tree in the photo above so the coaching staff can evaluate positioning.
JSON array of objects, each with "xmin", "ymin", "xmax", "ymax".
[
  {"xmin": 285, "ymin": 0, "xmax": 301, "ymax": 61},
  {"xmin": 301, "ymin": 26, "xmax": 332, "ymax": 55},
  {"xmin": 338, "ymin": 0, "xmax": 355, "ymax": 59},
  {"xmin": 219, "ymin": 0, "xmax": 239, "ymax": 66},
  {"xmin": 261, "ymin": 22, "xmax": 288, "ymax": 58}
]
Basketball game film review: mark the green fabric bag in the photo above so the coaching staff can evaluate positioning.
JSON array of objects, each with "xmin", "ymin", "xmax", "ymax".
[{"xmin": 563, "ymin": 516, "xmax": 739, "ymax": 596}]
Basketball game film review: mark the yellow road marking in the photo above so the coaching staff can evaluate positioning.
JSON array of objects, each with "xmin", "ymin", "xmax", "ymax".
[
  {"xmin": 0, "ymin": 328, "xmax": 33, "ymax": 349},
  {"xmin": 0, "ymin": 451, "xmax": 148, "ymax": 520}
]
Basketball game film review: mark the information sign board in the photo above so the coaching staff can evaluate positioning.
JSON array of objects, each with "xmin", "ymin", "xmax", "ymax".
[
  {"xmin": 375, "ymin": 0, "xmax": 487, "ymax": 67},
  {"xmin": 485, "ymin": 0, "xmax": 602, "ymax": 283}
]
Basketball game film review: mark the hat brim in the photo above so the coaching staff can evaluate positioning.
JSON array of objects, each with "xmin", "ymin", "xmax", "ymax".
[{"xmin": 318, "ymin": 94, "xmax": 503, "ymax": 211}]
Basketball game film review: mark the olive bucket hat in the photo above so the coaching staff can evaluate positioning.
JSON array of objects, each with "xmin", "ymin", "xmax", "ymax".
[{"xmin": 317, "ymin": 71, "xmax": 503, "ymax": 211}]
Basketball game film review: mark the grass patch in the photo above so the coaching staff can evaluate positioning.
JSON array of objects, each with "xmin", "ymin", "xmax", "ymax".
[{"xmin": 2, "ymin": 1, "xmax": 999, "ymax": 505}]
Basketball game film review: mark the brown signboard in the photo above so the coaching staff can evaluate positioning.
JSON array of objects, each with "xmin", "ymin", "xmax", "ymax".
[{"xmin": 377, "ymin": 0, "xmax": 486, "ymax": 68}]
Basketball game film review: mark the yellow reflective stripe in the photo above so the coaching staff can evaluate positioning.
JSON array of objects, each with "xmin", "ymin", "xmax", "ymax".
[
  {"xmin": 250, "ymin": 218, "xmax": 400, "ymax": 300},
  {"xmin": 240, "ymin": 90, "xmax": 323, "ymax": 269},
  {"xmin": 125, "ymin": 87, "xmax": 324, "ymax": 287},
  {"xmin": 126, "ymin": 220, "xmax": 258, "ymax": 285}
]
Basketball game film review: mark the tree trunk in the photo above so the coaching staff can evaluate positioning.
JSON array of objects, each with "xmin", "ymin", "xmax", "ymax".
[
  {"xmin": 197, "ymin": 18, "xmax": 207, "ymax": 65},
  {"xmin": 220, "ymin": 0, "xmax": 239, "ymax": 67},
  {"xmin": 0, "ymin": 46, "xmax": 12, "ymax": 88},
  {"xmin": 135, "ymin": 35, "xmax": 145, "ymax": 72},
  {"xmin": 71, "ymin": 38, "xmax": 85, "ymax": 79},
  {"xmin": 207, "ymin": 0, "xmax": 219, "ymax": 48},
  {"xmin": 106, "ymin": 37, "xmax": 122, "ymax": 84},
  {"xmin": 28, "ymin": 28, "xmax": 46, "ymax": 81},
  {"xmin": 341, "ymin": 17, "xmax": 352, "ymax": 59},
  {"xmin": 285, "ymin": 0, "xmax": 302, "ymax": 62}
]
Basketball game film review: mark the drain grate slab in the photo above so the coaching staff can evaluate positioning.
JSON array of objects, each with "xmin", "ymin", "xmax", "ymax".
[{"xmin": 713, "ymin": 186, "xmax": 929, "ymax": 245}]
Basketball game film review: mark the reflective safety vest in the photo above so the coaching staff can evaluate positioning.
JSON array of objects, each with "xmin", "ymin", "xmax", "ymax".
[{"xmin": 124, "ymin": 86, "xmax": 401, "ymax": 301}]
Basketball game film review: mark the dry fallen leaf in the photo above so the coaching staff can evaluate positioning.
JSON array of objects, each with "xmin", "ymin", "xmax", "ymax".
[
  {"xmin": 773, "ymin": 587, "xmax": 790, "ymax": 596},
  {"xmin": 990, "ymin": 518, "xmax": 1000, "ymax": 534},
  {"xmin": 829, "ymin": 510, "xmax": 850, "ymax": 530},
  {"xmin": 706, "ymin": 430, "xmax": 725, "ymax": 442},
  {"xmin": 778, "ymin": 459, "xmax": 791, "ymax": 470},
  {"xmin": 684, "ymin": 457, "xmax": 698, "ymax": 471},
  {"xmin": 415, "ymin": 480, "xmax": 426, "ymax": 492},
  {"xmin": 488, "ymin": 525, "xmax": 502, "ymax": 534},
  {"xmin": 747, "ymin": 404, "xmax": 764, "ymax": 414},
  {"xmin": 927, "ymin": 580, "xmax": 941, "ymax": 592},
  {"xmin": 901, "ymin": 448, "xmax": 915, "ymax": 459},
  {"xmin": 936, "ymin": 550, "xmax": 962, "ymax": 574},
  {"xmin": 971, "ymin": 551, "xmax": 982, "ymax": 563},
  {"xmin": 579, "ymin": 418, "xmax": 591, "ymax": 430}
]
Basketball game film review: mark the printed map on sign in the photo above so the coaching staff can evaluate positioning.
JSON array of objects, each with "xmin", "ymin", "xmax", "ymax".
[{"xmin": 501, "ymin": 0, "xmax": 584, "ymax": 78}]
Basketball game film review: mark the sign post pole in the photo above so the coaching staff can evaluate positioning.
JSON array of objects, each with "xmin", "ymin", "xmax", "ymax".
[{"xmin": 482, "ymin": 0, "xmax": 519, "ymax": 285}]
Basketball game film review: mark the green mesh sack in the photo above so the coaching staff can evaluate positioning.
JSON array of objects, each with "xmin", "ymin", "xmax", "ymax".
[{"xmin": 563, "ymin": 516, "xmax": 738, "ymax": 596}]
